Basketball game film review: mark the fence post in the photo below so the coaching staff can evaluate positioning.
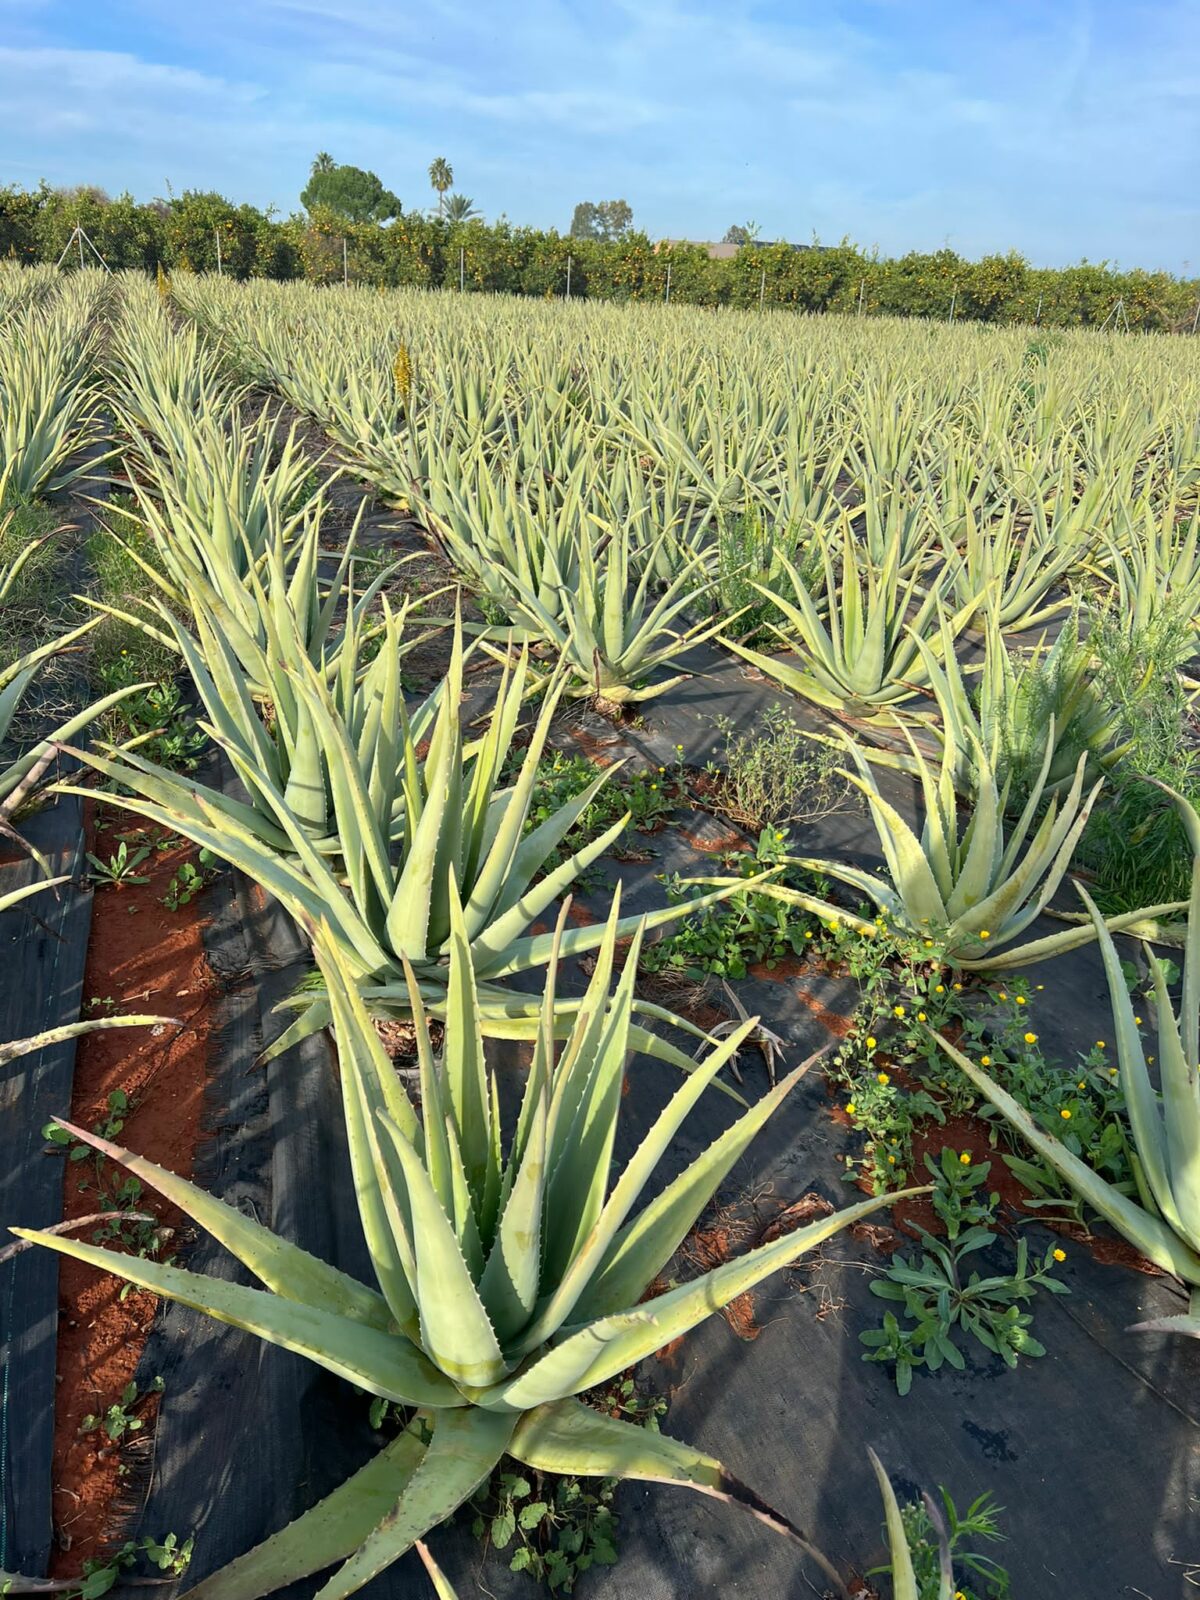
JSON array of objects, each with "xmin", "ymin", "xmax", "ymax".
[
  {"xmin": 759, "ymin": 268, "xmax": 766, "ymax": 310},
  {"xmin": 215, "ymin": 229, "xmax": 222, "ymax": 275},
  {"xmin": 857, "ymin": 279, "xmax": 865, "ymax": 317},
  {"xmin": 460, "ymin": 247, "xmax": 465, "ymax": 292},
  {"xmin": 665, "ymin": 262, "xmax": 671, "ymax": 303},
  {"xmin": 566, "ymin": 254, "xmax": 572, "ymax": 300},
  {"xmin": 342, "ymin": 237, "xmax": 348, "ymax": 286}
]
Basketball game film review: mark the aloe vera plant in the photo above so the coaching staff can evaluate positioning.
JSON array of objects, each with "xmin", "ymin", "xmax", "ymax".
[
  {"xmin": 1096, "ymin": 491, "xmax": 1200, "ymax": 647},
  {"xmin": 0, "ymin": 277, "xmax": 108, "ymax": 500},
  {"xmin": 0, "ymin": 497, "xmax": 144, "ymax": 827},
  {"xmin": 722, "ymin": 522, "xmax": 979, "ymax": 719},
  {"xmin": 97, "ymin": 502, "xmax": 427, "ymax": 769},
  {"xmin": 939, "ymin": 481, "xmax": 1098, "ymax": 633},
  {"xmin": 13, "ymin": 906, "xmax": 908, "ymax": 1600},
  {"xmin": 910, "ymin": 607, "xmax": 1128, "ymax": 802},
  {"xmin": 935, "ymin": 789, "xmax": 1200, "ymax": 1333},
  {"xmin": 60, "ymin": 625, "xmax": 744, "ymax": 1054},
  {"xmin": 491, "ymin": 522, "xmax": 730, "ymax": 709},
  {"xmin": 752, "ymin": 728, "xmax": 1181, "ymax": 970},
  {"xmin": 418, "ymin": 453, "xmax": 588, "ymax": 621},
  {"xmin": 108, "ymin": 398, "xmax": 325, "ymax": 618}
]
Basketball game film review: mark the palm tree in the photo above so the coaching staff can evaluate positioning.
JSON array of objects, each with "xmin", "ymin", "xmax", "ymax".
[
  {"xmin": 444, "ymin": 193, "xmax": 479, "ymax": 223},
  {"xmin": 312, "ymin": 151, "xmax": 336, "ymax": 174},
  {"xmin": 428, "ymin": 157, "xmax": 453, "ymax": 218}
]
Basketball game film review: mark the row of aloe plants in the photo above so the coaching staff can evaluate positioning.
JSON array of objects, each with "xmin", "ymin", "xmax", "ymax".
[
  {"xmin": 154, "ymin": 274, "xmax": 1200, "ymax": 801},
  {"xmin": 3, "ymin": 277, "xmax": 932, "ymax": 1598},
  {"xmin": 0, "ymin": 268, "xmax": 960, "ymax": 1593},
  {"xmin": 6, "ymin": 269, "xmax": 1200, "ymax": 1595},
  {"xmin": 168, "ymin": 272, "xmax": 1200, "ymax": 1332},
  {"xmin": 0, "ymin": 274, "xmax": 157, "ymax": 887}
]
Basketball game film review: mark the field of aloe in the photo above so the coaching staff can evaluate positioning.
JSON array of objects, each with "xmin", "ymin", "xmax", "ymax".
[{"xmin": 1, "ymin": 262, "xmax": 1199, "ymax": 1600}]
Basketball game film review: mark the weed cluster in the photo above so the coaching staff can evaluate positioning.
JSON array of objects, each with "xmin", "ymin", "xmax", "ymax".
[
  {"xmin": 1073, "ymin": 598, "xmax": 1200, "ymax": 911},
  {"xmin": 640, "ymin": 837, "xmax": 817, "ymax": 981},
  {"xmin": 861, "ymin": 1148, "xmax": 1068, "ymax": 1393},
  {"xmin": 704, "ymin": 704, "xmax": 848, "ymax": 829}
]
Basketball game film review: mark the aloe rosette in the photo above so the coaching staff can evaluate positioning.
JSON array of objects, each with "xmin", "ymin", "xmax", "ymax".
[
  {"xmin": 59, "ymin": 624, "xmax": 750, "ymax": 1057},
  {"xmin": 743, "ymin": 727, "xmax": 1183, "ymax": 970},
  {"xmin": 935, "ymin": 788, "xmax": 1200, "ymax": 1333},
  {"xmin": 12, "ymin": 901, "xmax": 910, "ymax": 1599},
  {"xmin": 721, "ymin": 522, "xmax": 980, "ymax": 720},
  {"xmin": 481, "ymin": 522, "xmax": 730, "ymax": 709},
  {"xmin": 908, "ymin": 607, "xmax": 1128, "ymax": 802}
]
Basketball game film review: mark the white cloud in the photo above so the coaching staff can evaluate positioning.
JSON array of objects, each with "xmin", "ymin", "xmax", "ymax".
[{"xmin": 2, "ymin": 0, "xmax": 1199, "ymax": 266}]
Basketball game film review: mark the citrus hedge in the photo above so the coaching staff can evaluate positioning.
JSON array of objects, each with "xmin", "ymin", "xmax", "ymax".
[{"xmin": 3, "ymin": 181, "xmax": 1196, "ymax": 331}]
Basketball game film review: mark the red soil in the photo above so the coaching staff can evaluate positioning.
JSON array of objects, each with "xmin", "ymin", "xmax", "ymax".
[
  {"xmin": 565, "ymin": 724, "xmax": 620, "ymax": 768},
  {"xmin": 679, "ymin": 821, "xmax": 746, "ymax": 854},
  {"xmin": 48, "ymin": 810, "xmax": 216, "ymax": 1573},
  {"xmin": 833, "ymin": 1043, "xmax": 1167, "ymax": 1276},
  {"xmin": 652, "ymin": 1192, "xmax": 838, "ymax": 1364},
  {"xmin": 890, "ymin": 1110, "xmax": 1029, "ymax": 1240}
]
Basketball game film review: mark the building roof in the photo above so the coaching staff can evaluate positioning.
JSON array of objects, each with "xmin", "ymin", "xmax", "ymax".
[{"xmin": 657, "ymin": 238, "xmax": 820, "ymax": 259}]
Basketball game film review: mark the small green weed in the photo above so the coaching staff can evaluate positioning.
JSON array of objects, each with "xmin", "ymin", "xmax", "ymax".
[
  {"xmin": 473, "ymin": 1472, "xmax": 618, "ymax": 1592},
  {"xmin": 517, "ymin": 749, "xmax": 680, "ymax": 871},
  {"xmin": 85, "ymin": 839, "xmax": 151, "ymax": 888},
  {"xmin": 73, "ymin": 1532, "xmax": 193, "ymax": 1600},
  {"xmin": 44, "ymin": 1088, "xmax": 129, "ymax": 1159},
  {"xmin": 871, "ymin": 1485, "xmax": 1011, "ymax": 1600},
  {"xmin": 81, "ymin": 1376, "xmax": 164, "ymax": 1444},
  {"xmin": 161, "ymin": 848, "xmax": 217, "ymax": 909},
  {"xmin": 85, "ymin": 517, "xmax": 175, "ymax": 685},
  {"xmin": 94, "ymin": 673, "xmax": 206, "ymax": 772},
  {"xmin": 861, "ymin": 1149, "xmax": 1068, "ymax": 1394},
  {"xmin": 469, "ymin": 1379, "xmax": 663, "ymax": 1592},
  {"xmin": 640, "ymin": 843, "xmax": 817, "ymax": 982}
]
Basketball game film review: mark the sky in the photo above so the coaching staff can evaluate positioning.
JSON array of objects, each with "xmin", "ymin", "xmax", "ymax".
[{"xmin": 0, "ymin": 0, "xmax": 1197, "ymax": 272}]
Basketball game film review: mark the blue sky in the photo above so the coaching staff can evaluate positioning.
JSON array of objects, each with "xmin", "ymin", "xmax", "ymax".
[{"xmin": 1, "ymin": 0, "xmax": 1197, "ymax": 271}]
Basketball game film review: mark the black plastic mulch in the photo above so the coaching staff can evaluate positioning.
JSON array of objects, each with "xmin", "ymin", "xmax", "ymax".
[{"xmin": 0, "ymin": 797, "xmax": 92, "ymax": 1576}]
